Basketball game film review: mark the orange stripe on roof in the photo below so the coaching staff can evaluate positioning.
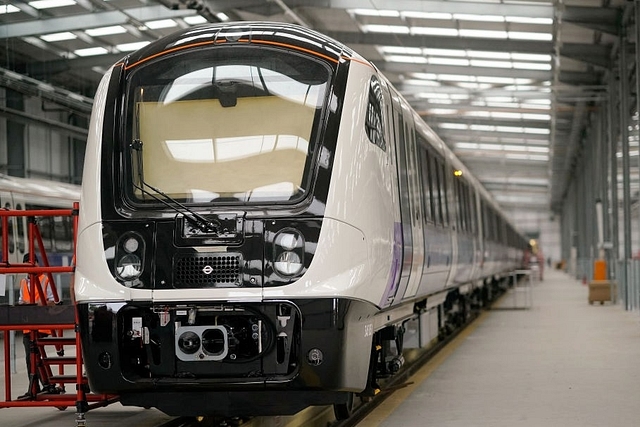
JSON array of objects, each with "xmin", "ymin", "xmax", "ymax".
[
  {"xmin": 342, "ymin": 55, "xmax": 374, "ymax": 68},
  {"xmin": 247, "ymin": 39, "xmax": 340, "ymax": 64},
  {"xmin": 125, "ymin": 40, "xmax": 215, "ymax": 70},
  {"xmin": 123, "ymin": 37, "xmax": 366, "ymax": 71}
]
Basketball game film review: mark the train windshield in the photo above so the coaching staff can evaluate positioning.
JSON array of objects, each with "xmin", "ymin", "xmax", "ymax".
[{"xmin": 123, "ymin": 46, "xmax": 331, "ymax": 205}]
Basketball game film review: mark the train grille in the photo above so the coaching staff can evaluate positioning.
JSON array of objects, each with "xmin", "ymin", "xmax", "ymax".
[{"xmin": 173, "ymin": 253, "xmax": 242, "ymax": 288}]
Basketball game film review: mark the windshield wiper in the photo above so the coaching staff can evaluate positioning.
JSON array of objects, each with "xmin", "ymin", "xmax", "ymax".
[{"xmin": 129, "ymin": 140, "xmax": 219, "ymax": 233}]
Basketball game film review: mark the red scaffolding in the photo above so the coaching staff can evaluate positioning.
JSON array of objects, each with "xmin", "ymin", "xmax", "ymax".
[{"xmin": 0, "ymin": 203, "xmax": 118, "ymax": 426}]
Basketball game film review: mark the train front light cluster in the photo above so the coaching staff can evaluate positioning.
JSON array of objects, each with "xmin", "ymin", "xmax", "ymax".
[
  {"xmin": 115, "ymin": 232, "xmax": 145, "ymax": 283},
  {"xmin": 273, "ymin": 229, "xmax": 305, "ymax": 277}
]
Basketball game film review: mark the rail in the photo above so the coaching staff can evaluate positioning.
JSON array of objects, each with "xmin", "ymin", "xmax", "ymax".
[{"xmin": 0, "ymin": 203, "xmax": 118, "ymax": 426}]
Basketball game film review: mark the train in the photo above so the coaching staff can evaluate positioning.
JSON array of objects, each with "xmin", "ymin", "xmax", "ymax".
[
  {"xmin": 74, "ymin": 22, "xmax": 528, "ymax": 418},
  {"xmin": 0, "ymin": 174, "xmax": 80, "ymax": 303}
]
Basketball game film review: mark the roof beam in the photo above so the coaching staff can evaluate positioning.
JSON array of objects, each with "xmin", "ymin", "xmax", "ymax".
[
  {"xmin": 562, "ymin": 5, "xmax": 621, "ymax": 36},
  {"xmin": 325, "ymin": 31, "xmax": 554, "ymax": 54},
  {"xmin": 0, "ymin": 5, "xmax": 195, "ymax": 38},
  {"xmin": 315, "ymin": 0, "xmax": 554, "ymax": 18}
]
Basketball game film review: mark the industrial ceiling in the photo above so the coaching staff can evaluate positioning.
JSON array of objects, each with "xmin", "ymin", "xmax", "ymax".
[{"xmin": 0, "ymin": 0, "xmax": 627, "ymax": 216}]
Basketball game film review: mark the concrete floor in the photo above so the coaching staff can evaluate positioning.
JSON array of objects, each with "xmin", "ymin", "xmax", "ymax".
[{"xmin": 362, "ymin": 268, "xmax": 640, "ymax": 427}]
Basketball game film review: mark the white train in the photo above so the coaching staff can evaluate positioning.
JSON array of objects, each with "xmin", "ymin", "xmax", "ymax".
[
  {"xmin": 74, "ymin": 22, "xmax": 527, "ymax": 418},
  {"xmin": 0, "ymin": 174, "xmax": 80, "ymax": 303}
]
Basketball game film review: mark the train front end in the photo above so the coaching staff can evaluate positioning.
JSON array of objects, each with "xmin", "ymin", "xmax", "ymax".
[{"xmin": 74, "ymin": 24, "xmax": 386, "ymax": 416}]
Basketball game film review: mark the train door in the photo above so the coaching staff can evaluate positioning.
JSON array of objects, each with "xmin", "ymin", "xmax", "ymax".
[
  {"xmin": 399, "ymin": 106, "xmax": 424, "ymax": 300},
  {"xmin": 387, "ymin": 95, "xmax": 413, "ymax": 304}
]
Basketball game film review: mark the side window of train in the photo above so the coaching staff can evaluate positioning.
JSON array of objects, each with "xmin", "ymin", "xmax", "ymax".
[
  {"xmin": 54, "ymin": 216, "xmax": 72, "ymax": 251},
  {"xmin": 365, "ymin": 76, "xmax": 386, "ymax": 151},
  {"xmin": 438, "ymin": 161, "xmax": 449, "ymax": 227},
  {"xmin": 418, "ymin": 145, "xmax": 434, "ymax": 223},
  {"xmin": 15, "ymin": 203, "xmax": 25, "ymax": 252},
  {"xmin": 29, "ymin": 205, "xmax": 54, "ymax": 250},
  {"xmin": 4, "ymin": 202, "xmax": 14, "ymax": 254},
  {"xmin": 430, "ymin": 155, "xmax": 442, "ymax": 225}
]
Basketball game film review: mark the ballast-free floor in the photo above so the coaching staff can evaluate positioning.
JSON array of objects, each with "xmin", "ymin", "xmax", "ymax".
[{"xmin": 360, "ymin": 268, "xmax": 640, "ymax": 427}]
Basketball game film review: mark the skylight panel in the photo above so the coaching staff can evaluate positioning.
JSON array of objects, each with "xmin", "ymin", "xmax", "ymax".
[
  {"xmin": 512, "ymin": 62, "xmax": 552, "ymax": 70},
  {"xmin": 505, "ymin": 16, "xmax": 553, "ymax": 25},
  {"xmin": 41, "ymin": 32, "xmax": 77, "ymax": 42},
  {"xmin": 401, "ymin": 11, "xmax": 452, "ymax": 20},
  {"xmin": 423, "ymin": 48, "xmax": 467, "ymax": 57},
  {"xmin": 453, "ymin": 13, "xmax": 505, "ymax": 22},
  {"xmin": 116, "ymin": 41, "xmax": 150, "ymax": 52},
  {"xmin": 361, "ymin": 24, "xmax": 410, "ymax": 34},
  {"xmin": 29, "ymin": 0, "xmax": 75, "ymax": 9},
  {"xmin": 0, "ymin": 4, "xmax": 20, "ymax": 13},
  {"xmin": 410, "ymin": 27, "xmax": 459, "ymax": 36},
  {"xmin": 145, "ymin": 19, "xmax": 178, "ymax": 29},
  {"xmin": 385, "ymin": 55, "xmax": 427, "ymax": 64},
  {"xmin": 459, "ymin": 29, "xmax": 508, "ymax": 39},
  {"xmin": 350, "ymin": 8, "xmax": 400, "ymax": 17},
  {"xmin": 378, "ymin": 46, "xmax": 423, "ymax": 55},
  {"xmin": 511, "ymin": 53, "xmax": 552, "ymax": 62},
  {"xmin": 428, "ymin": 57, "xmax": 470, "ymax": 67},
  {"xmin": 215, "ymin": 12, "xmax": 229, "ymax": 22},
  {"xmin": 74, "ymin": 47, "xmax": 108, "ymax": 57},
  {"xmin": 184, "ymin": 15, "xmax": 208, "ymax": 25},
  {"xmin": 509, "ymin": 31, "xmax": 553, "ymax": 41},
  {"xmin": 85, "ymin": 26, "xmax": 126, "ymax": 37}
]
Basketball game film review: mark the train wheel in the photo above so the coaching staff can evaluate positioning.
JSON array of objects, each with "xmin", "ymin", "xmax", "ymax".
[{"xmin": 334, "ymin": 392, "xmax": 357, "ymax": 420}]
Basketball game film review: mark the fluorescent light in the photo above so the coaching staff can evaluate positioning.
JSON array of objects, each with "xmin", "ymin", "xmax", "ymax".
[
  {"xmin": 145, "ymin": 19, "xmax": 177, "ymax": 29},
  {"xmin": 215, "ymin": 12, "xmax": 230, "ymax": 22},
  {"xmin": 459, "ymin": 29, "xmax": 508, "ymax": 39},
  {"xmin": 428, "ymin": 57, "xmax": 470, "ymax": 66},
  {"xmin": 424, "ymin": 48, "xmax": 467, "ymax": 57},
  {"xmin": 403, "ymin": 11, "xmax": 452, "ymax": 20},
  {"xmin": 116, "ymin": 41, "xmax": 150, "ymax": 52},
  {"xmin": 361, "ymin": 24, "xmax": 409, "ymax": 34},
  {"xmin": 513, "ymin": 62, "xmax": 552, "ymax": 70},
  {"xmin": 505, "ymin": 16, "xmax": 553, "ymax": 25},
  {"xmin": 0, "ymin": 4, "xmax": 20, "ymax": 13},
  {"xmin": 85, "ymin": 26, "xmax": 126, "ymax": 37},
  {"xmin": 350, "ymin": 8, "xmax": 400, "ymax": 17},
  {"xmin": 41, "ymin": 32, "xmax": 77, "ymax": 42},
  {"xmin": 378, "ymin": 46, "xmax": 423, "ymax": 55},
  {"xmin": 185, "ymin": 15, "xmax": 208, "ymax": 25},
  {"xmin": 439, "ymin": 123, "xmax": 468, "ymax": 130},
  {"xmin": 456, "ymin": 143, "xmax": 478, "ymax": 150},
  {"xmin": 509, "ymin": 31, "xmax": 553, "ymax": 41},
  {"xmin": 470, "ymin": 59, "xmax": 512, "ymax": 68},
  {"xmin": 385, "ymin": 55, "xmax": 427, "ymax": 64},
  {"xmin": 453, "ymin": 14, "xmax": 504, "ymax": 22},
  {"xmin": 74, "ymin": 47, "xmax": 108, "ymax": 57},
  {"xmin": 511, "ymin": 53, "xmax": 552, "ymax": 62},
  {"xmin": 428, "ymin": 109, "xmax": 458, "ymax": 115},
  {"xmin": 467, "ymin": 50, "xmax": 511, "ymax": 60},
  {"xmin": 29, "ymin": 0, "xmax": 75, "ymax": 9},
  {"xmin": 411, "ymin": 27, "xmax": 459, "ymax": 36},
  {"xmin": 404, "ymin": 79, "xmax": 441, "ymax": 87}
]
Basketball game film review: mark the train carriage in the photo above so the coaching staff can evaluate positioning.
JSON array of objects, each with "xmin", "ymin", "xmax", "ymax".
[{"xmin": 74, "ymin": 22, "xmax": 526, "ymax": 417}]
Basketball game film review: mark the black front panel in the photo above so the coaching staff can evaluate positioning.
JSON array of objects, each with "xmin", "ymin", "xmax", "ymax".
[{"xmin": 78, "ymin": 298, "xmax": 377, "ymax": 399}]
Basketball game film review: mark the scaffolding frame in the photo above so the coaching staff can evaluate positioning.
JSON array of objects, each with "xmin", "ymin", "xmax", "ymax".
[{"xmin": 0, "ymin": 203, "xmax": 118, "ymax": 426}]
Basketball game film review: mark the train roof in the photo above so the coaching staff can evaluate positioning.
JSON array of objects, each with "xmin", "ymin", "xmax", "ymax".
[
  {"xmin": 0, "ymin": 174, "xmax": 81, "ymax": 208},
  {"xmin": 122, "ymin": 21, "xmax": 368, "ymax": 72}
]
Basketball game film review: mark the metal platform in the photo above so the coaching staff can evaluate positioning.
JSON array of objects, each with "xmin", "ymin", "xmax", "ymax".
[{"xmin": 361, "ymin": 268, "xmax": 640, "ymax": 427}]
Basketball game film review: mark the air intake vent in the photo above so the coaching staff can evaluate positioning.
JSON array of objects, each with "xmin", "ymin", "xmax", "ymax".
[{"xmin": 173, "ymin": 253, "xmax": 242, "ymax": 288}]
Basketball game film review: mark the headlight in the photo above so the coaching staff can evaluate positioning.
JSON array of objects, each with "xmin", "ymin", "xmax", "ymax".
[
  {"xmin": 273, "ymin": 229, "xmax": 305, "ymax": 277},
  {"xmin": 114, "ymin": 232, "xmax": 145, "ymax": 283},
  {"xmin": 274, "ymin": 251, "xmax": 303, "ymax": 276},
  {"xmin": 116, "ymin": 254, "xmax": 142, "ymax": 280}
]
